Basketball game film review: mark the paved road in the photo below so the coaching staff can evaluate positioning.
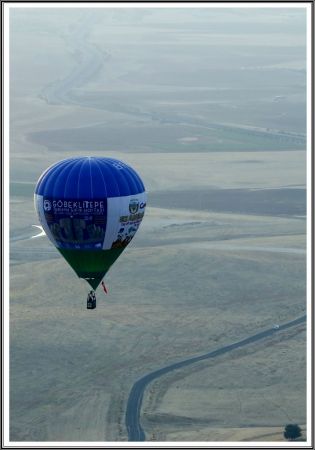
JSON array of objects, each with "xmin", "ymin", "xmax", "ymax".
[{"xmin": 125, "ymin": 314, "xmax": 306, "ymax": 441}]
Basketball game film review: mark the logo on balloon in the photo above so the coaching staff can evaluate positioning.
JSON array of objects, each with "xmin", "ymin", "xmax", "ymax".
[
  {"xmin": 43, "ymin": 199, "xmax": 52, "ymax": 211},
  {"xmin": 111, "ymin": 162, "xmax": 124, "ymax": 170},
  {"xmin": 129, "ymin": 199, "xmax": 139, "ymax": 214}
]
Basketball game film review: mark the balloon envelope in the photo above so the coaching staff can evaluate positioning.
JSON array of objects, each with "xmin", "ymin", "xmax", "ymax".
[{"xmin": 34, "ymin": 157, "xmax": 146, "ymax": 289}]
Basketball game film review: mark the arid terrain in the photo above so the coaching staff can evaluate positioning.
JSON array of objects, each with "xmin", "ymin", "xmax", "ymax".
[{"xmin": 9, "ymin": 6, "xmax": 307, "ymax": 443}]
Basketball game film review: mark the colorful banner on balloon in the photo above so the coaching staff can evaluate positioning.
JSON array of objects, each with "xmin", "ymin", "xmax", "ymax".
[
  {"xmin": 35, "ymin": 193, "xmax": 146, "ymax": 250},
  {"xmin": 104, "ymin": 194, "xmax": 146, "ymax": 249}
]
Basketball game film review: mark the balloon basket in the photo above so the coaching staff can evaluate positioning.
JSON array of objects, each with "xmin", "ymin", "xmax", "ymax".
[{"xmin": 87, "ymin": 296, "xmax": 96, "ymax": 309}]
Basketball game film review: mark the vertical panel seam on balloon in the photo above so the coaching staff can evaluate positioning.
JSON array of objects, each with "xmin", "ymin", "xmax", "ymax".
[
  {"xmin": 47, "ymin": 160, "xmax": 73, "ymax": 199},
  {"xmin": 95, "ymin": 159, "xmax": 108, "ymax": 197},
  {"xmin": 128, "ymin": 166, "xmax": 145, "ymax": 193},
  {"xmin": 51, "ymin": 160, "xmax": 75, "ymax": 199},
  {"xmin": 89, "ymin": 158, "xmax": 93, "ymax": 198},
  {"xmin": 104, "ymin": 160, "xmax": 122, "ymax": 249},
  {"xmin": 95, "ymin": 159, "xmax": 108, "ymax": 249},
  {"xmin": 98, "ymin": 159, "xmax": 118, "ymax": 197},
  {"xmin": 125, "ymin": 166, "xmax": 139, "ymax": 196},
  {"xmin": 77, "ymin": 158, "xmax": 85, "ymax": 199},
  {"xmin": 36, "ymin": 158, "xmax": 72, "ymax": 194},
  {"xmin": 63, "ymin": 159, "xmax": 83, "ymax": 198},
  {"xmin": 98, "ymin": 160, "xmax": 118, "ymax": 249},
  {"xmin": 110, "ymin": 160, "xmax": 121, "ymax": 197}
]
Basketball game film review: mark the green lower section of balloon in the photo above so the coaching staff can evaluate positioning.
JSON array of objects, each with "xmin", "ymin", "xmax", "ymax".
[{"xmin": 58, "ymin": 247, "xmax": 125, "ymax": 290}]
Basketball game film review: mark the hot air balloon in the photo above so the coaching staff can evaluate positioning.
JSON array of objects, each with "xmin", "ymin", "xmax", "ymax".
[{"xmin": 34, "ymin": 156, "xmax": 146, "ymax": 307}]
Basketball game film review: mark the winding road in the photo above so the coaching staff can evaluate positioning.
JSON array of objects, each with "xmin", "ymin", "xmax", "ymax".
[
  {"xmin": 41, "ymin": 12, "xmax": 105, "ymax": 106},
  {"xmin": 125, "ymin": 314, "xmax": 306, "ymax": 441}
]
